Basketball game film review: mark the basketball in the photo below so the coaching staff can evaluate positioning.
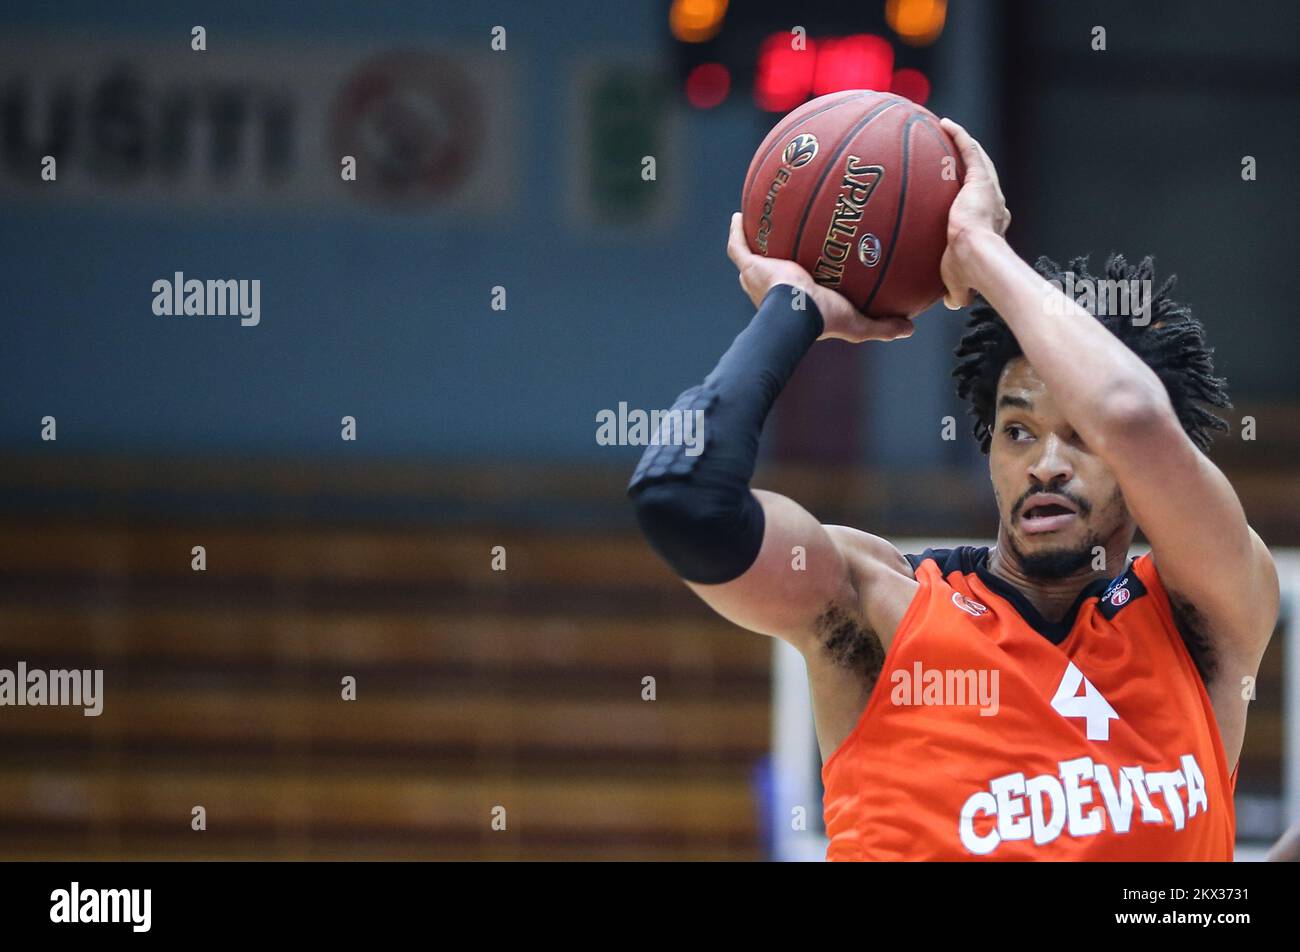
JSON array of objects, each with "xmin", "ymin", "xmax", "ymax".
[{"xmin": 741, "ymin": 90, "xmax": 963, "ymax": 320}]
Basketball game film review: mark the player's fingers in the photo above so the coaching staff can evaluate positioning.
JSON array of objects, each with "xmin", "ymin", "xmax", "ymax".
[
  {"xmin": 979, "ymin": 143, "xmax": 1005, "ymax": 193},
  {"xmin": 945, "ymin": 118, "xmax": 993, "ymax": 174},
  {"xmin": 940, "ymin": 251, "xmax": 973, "ymax": 310},
  {"xmin": 939, "ymin": 116, "xmax": 967, "ymax": 142},
  {"xmin": 940, "ymin": 118, "xmax": 995, "ymax": 184},
  {"xmin": 939, "ymin": 118, "xmax": 987, "ymax": 179},
  {"xmin": 973, "ymin": 137, "xmax": 1004, "ymax": 192},
  {"xmin": 726, "ymin": 212, "xmax": 751, "ymax": 267},
  {"xmin": 881, "ymin": 317, "xmax": 916, "ymax": 340},
  {"xmin": 858, "ymin": 315, "xmax": 915, "ymax": 342}
]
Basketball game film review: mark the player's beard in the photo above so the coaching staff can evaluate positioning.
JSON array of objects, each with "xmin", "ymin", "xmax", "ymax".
[{"xmin": 1006, "ymin": 530, "xmax": 1104, "ymax": 580}]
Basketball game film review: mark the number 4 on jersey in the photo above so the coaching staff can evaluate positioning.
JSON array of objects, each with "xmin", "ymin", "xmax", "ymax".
[{"xmin": 1050, "ymin": 662, "xmax": 1119, "ymax": 741}]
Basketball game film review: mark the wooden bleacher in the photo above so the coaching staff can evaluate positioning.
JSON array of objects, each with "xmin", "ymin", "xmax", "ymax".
[
  {"xmin": 0, "ymin": 451, "xmax": 1292, "ymax": 858},
  {"xmin": 0, "ymin": 512, "xmax": 772, "ymax": 860}
]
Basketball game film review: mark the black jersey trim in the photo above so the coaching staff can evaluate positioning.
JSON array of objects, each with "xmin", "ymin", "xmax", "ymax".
[{"xmin": 906, "ymin": 545, "xmax": 1133, "ymax": 645}]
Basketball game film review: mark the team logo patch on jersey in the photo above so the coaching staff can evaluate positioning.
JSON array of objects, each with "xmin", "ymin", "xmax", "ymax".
[
  {"xmin": 1098, "ymin": 567, "xmax": 1148, "ymax": 620},
  {"xmin": 952, "ymin": 592, "xmax": 989, "ymax": 617}
]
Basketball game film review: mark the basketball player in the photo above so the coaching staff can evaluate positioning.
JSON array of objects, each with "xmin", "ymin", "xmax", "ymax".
[{"xmin": 627, "ymin": 118, "xmax": 1278, "ymax": 860}]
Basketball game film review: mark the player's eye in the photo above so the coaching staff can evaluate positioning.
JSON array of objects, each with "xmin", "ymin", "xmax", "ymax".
[{"xmin": 1003, "ymin": 423, "xmax": 1030, "ymax": 441}]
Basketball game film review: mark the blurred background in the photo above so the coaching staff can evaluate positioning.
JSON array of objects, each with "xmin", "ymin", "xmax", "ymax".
[{"xmin": 1, "ymin": 0, "xmax": 1297, "ymax": 860}]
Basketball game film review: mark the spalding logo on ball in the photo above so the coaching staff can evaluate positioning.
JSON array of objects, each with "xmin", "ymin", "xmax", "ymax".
[
  {"xmin": 741, "ymin": 90, "xmax": 964, "ymax": 320},
  {"xmin": 858, "ymin": 233, "xmax": 882, "ymax": 268}
]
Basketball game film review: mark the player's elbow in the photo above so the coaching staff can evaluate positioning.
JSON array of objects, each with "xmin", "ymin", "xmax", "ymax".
[
  {"xmin": 630, "ymin": 481, "xmax": 764, "ymax": 585},
  {"xmin": 1096, "ymin": 379, "xmax": 1179, "ymax": 444}
]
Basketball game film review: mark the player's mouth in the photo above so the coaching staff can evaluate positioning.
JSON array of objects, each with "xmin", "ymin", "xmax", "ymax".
[{"xmin": 1018, "ymin": 493, "xmax": 1080, "ymax": 534}]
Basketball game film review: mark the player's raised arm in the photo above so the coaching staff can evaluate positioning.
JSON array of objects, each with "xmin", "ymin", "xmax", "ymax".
[
  {"xmin": 626, "ymin": 215, "xmax": 914, "ymax": 649},
  {"xmin": 937, "ymin": 117, "xmax": 1278, "ymax": 686}
]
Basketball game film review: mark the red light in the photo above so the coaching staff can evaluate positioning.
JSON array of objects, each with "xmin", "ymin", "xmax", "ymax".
[
  {"xmin": 890, "ymin": 67, "xmax": 931, "ymax": 105},
  {"xmin": 686, "ymin": 62, "xmax": 731, "ymax": 109},
  {"xmin": 812, "ymin": 34, "xmax": 893, "ymax": 97},
  {"xmin": 754, "ymin": 32, "xmax": 817, "ymax": 112}
]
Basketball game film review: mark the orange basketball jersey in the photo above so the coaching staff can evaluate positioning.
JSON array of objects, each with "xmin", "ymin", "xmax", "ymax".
[{"xmin": 821, "ymin": 547, "xmax": 1236, "ymax": 861}]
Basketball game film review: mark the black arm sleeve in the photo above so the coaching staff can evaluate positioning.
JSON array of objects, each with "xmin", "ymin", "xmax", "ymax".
[{"xmin": 627, "ymin": 284, "xmax": 824, "ymax": 584}]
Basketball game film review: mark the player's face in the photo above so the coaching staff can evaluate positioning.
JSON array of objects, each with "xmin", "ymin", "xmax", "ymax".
[{"xmin": 988, "ymin": 358, "xmax": 1131, "ymax": 579}]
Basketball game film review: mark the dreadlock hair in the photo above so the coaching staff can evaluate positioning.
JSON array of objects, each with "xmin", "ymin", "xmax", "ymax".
[{"xmin": 952, "ymin": 253, "xmax": 1231, "ymax": 455}]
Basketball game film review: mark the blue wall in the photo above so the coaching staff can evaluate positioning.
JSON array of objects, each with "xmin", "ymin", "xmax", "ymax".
[{"xmin": 1, "ymin": 2, "xmax": 776, "ymax": 463}]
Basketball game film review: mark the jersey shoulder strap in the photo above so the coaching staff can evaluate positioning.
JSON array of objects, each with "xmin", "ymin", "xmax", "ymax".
[{"xmin": 904, "ymin": 546, "xmax": 989, "ymax": 577}]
